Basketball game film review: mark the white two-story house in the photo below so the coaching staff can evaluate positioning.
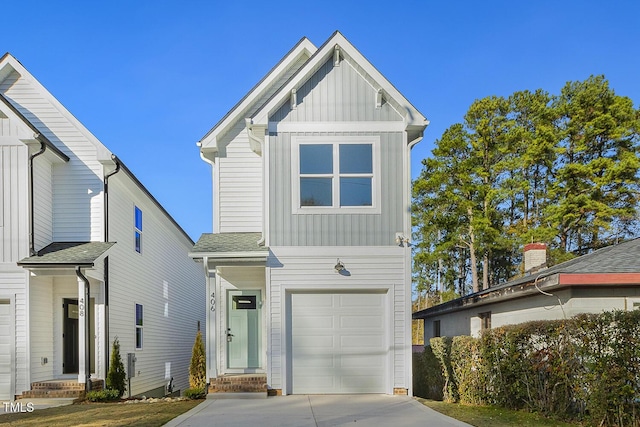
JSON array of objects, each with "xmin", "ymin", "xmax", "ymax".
[
  {"xmin": 0, "ymin": 53, "xmax": 204, "ymax": 401},
  {"xmin": 190, "ymin": 32, "xmax": 428, "ymax": 396}
]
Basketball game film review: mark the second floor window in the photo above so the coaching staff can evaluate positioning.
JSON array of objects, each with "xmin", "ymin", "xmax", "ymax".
[
  {"xmin": 293, "ymin": 136, "xmax": 379, "ymax": 213},
  {"xmin": 134, "ymin": 206, "xmax": 142, "ymax": 253}
]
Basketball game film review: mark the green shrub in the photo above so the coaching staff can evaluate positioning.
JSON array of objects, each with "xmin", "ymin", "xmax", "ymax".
[
  {"xmin": 430, "ymin": 336, "xmax": 458, "ymax": 402},
  {"xmin": 413, "ymin": 346, "xmax": 444, "ymax": 400},
  {"xmin": 184, "ymin": 387, "xmax": 206, "ymax": 399},
  {"xmin": 106, "ymin": 337, "xmax": 127, "ymax": 397},
  {"xmin": 420, "ymin": 310, "xmax": 640, "ymax": 426},
  {"xmin": 85, "ymin": 388, "xmax": 121, "ymax": 402},
  {"xmin": 189, "ymin": 330, "xmax": 206, "ymax": 390}
]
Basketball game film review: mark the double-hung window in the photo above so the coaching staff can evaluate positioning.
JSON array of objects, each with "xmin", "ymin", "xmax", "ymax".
[
  {"xmin": 135, "ymin": 303, "xmax": 143, "ymax": 349},
  {"xmin": 292, "ymin": 136, "xmax": 379, "ymax": 213},
  {"xmin": 134, "ymin": 206, "xmax": 142, "ymax": 253}
]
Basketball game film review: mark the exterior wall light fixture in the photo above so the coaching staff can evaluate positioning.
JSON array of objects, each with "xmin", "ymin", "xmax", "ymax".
[{"xmin": 334, "ymin": 259, "xmax": 345, "ymax": 272}]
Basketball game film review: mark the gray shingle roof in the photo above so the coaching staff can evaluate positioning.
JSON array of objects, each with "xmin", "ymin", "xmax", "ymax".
[
  {"xmin": 191, "ymin": 232, "xmax": 267, "ymax": 254},
  {"xmin": 17, "ymin": 242, "xmax": 115, "ymax": 267},
  {"xmin": 414, "ymin": 238, "xmax": 640, "ymax": 319}
]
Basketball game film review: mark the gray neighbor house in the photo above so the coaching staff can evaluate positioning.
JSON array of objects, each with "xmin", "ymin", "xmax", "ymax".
[{"xmin": 414, "ymin": 239, "xmax": 640, "ymax": 343}]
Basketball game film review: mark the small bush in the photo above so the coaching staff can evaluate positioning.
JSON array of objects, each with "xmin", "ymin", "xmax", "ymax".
[
  {"xmin": 106, "ymin": 337, "xmax": 127, "ymax": 397},
  {"xmin": 86, "ymin": 388, "xmax": 121, "ymax": 402},
  {"xmin": 189, "ymin": 330, "xmax": 206, "ymax": 390},
  {"xmin": 184, "ymin": 387, "xmax": 206, "ymax": 399}
]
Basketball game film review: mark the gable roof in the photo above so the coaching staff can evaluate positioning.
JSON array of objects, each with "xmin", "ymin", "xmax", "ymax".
[
  {"xmin": 0, "ymin": 91, "xmax": 69, "ymax": 162},
  {"xmin": 250, "ymin": 31, "xmax": 428, "ymax": 132},
  {"xmin": 414, "ymin": 238, "xmax": 640, "ymax": 319},
  {"xmin": 198, "ymin": 38, "xmax": 317, "ymax": 153},
  {"xmin": 198, "ymin": 31, "xmax": 429, "ymax": 156},
  {"xmin": 0, "ymin": 52, "xmax": 194, "ymax": 245}
]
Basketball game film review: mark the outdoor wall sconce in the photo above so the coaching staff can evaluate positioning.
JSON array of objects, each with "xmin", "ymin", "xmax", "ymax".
[{"xmin": 334, "ymin": 259, "xmax": 345, "ymax": 272}]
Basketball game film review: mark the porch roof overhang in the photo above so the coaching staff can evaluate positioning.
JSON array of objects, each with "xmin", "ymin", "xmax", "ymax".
[
  {"xmin": 190, "ymin": 232, "xmax": 269, "ymax": 267},
  {"xmin": 17, "ymin": 241, "xmax": 116, "ymax": 270}
]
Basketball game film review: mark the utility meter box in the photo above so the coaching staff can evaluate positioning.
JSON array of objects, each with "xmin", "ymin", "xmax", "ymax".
[{"xmin": 127, "ymin": 353, "xmax": 137, "ymax": 378}]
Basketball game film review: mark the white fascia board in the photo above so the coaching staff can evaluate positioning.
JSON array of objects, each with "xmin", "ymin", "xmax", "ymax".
[
  {"xmin": 0, "ymin": 54, "xmax": 113, "ymax": 162},
  {"xmin": 252, "ymin": 32, "xmax": 428, "ymax": 130},
  {"xmin": 199, "ymin": 38, "xmax": 317, "ymax": 151},
  {"xmin": 189, "ymin": 251, "xmax": 268, "ymax": 259}
]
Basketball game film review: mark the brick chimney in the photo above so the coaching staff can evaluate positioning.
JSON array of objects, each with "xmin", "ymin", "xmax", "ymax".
[{"xmin": 524, "ymin": 243, "xmax": 547, "ymax": 273}]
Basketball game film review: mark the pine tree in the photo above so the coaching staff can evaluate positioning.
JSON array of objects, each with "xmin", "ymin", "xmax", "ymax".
[
  {"xmin": 106, "ymin": 337, "xmax": 126, "ymax": 397},
  {"xmin": 189, "ymin": 330, "xmax": 206, "ymax": 390}
]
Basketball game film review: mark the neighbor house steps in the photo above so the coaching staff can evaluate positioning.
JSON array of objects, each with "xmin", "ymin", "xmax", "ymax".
[
  {"xmin": 208, "ymin": 374, "xmax": 268, "ymax": 398},
  {"xmin": 18, "ymin": 379, "xmax": 103, "ymax": 399}
]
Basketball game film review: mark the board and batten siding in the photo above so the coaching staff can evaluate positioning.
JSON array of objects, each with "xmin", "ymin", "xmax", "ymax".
[
  {"xmin": 213, "ymin": 54, "xmax": 309, "ymax": 233},
  {"xmin": 1, "ymin": 69, "xmax": 104, "ymax": 243},
  {"xmin": 267, "ymin": 247, "xmax": 409, "ymax": 392},
  {"xmin": 271, "ymin": 57, "xmax": 402, "ymax": 123},
  {"xmin": 268, "ymin": 132, "xmax": 404, "ymax": 246},
  {"xmin": 106, "ymin": 174, "xmax": 204, "ymax": 396},
  {"xmin": 0, "ymin": 142, "xmax": 29, "ymax": 263}
]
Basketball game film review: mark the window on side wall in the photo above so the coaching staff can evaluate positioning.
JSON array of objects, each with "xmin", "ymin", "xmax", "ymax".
[
  {"xmin": 291, "ymin": 136, "xmax": 380, "ymax": 214},
  {"xmin": 135, "ymin": 303, "xmax": 143, "ymax": 349},
  {"xmin": 134, "ymin": 206, "xmax": 142, "ymax": 253},
  {"xmin": 433, "ymin": 320, "xmax": 441, "ymax": 338},
  {"xmin": 479, "ymin": 311, "xmax": 491, "ymax": 331}
]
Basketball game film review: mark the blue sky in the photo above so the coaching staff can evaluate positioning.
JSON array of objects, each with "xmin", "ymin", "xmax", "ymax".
[{"xmin": 4, "ymin": 1, "xmax": 640, "ymax": 240}]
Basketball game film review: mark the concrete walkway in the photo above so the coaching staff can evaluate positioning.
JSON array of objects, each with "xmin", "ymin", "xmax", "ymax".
[{"xmin": 164, "ymin": 394, "xmax": 471, "ymax": 427}]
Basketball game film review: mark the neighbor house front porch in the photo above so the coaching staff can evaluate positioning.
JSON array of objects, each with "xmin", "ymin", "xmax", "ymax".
[{"xmin": 16, "ymin": 242, "xmax": 114, "ymax": 397}]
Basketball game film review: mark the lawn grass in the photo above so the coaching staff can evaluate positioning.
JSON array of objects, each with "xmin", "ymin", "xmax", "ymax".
[
  {"xmin": 0, "ymin": 399, "xmax": 202, "ymax": 427},
  {"xmin": 416, "ymin": 398, "xmax": 579, "ymax": 427}
]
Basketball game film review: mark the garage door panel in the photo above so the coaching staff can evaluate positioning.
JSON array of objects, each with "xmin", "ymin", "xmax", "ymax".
[
  {"xmin": 340, "ymin": 335, "xmax": 384, "ymax": 349},
  {"xmin": 338, "ymin": 293, "xmax": 384, "ymax": 308},
  {"xmin": 291, "ymin": 291, "xmax": 387, "ymax": 394},
  {"xmin": 340, "ymin": 315, "xmax": 384, "ymax": 328}
]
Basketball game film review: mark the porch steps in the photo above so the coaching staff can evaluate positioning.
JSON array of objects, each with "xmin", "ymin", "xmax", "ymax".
[
  {"xmin": 18, "ymin": 379, "xmax": 103, "ymax": 399},
  {"xmin": 208, "ymin": 374, "xmax": 267, "ymax": 398}
]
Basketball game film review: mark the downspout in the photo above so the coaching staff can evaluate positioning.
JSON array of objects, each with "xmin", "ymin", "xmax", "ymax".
[
  {"xmin": 28, "ymin": 138, "xmax": 46, "ymax": 256},
  {"xmin": 197, "ymin": 142, "xmax": 217, "ymax": 233},
  {"xmin": 76, "ymin": 266, "xmax": 92, "ymax": 392},
  {"xmin": 103, "ymin": 155, "xmax": 121, "ymax": 375}
]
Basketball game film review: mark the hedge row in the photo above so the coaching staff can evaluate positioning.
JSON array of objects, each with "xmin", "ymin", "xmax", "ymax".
[{"xmin": 413, "ymin": 310, "xmax": 640, "ymax": 427}]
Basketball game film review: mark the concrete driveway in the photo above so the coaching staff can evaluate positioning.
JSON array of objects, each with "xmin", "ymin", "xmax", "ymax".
[{"xmin": 164, "ymin": 395, "xmax": 470, "ymax": 427}]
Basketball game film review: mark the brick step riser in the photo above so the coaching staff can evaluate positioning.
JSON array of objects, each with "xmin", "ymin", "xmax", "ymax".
[{"xmin": 19, "ymin": 391, "xmax": 84, "ymax": 399}]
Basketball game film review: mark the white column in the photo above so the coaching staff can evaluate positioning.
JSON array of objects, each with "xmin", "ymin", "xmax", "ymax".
[
  {"xmin": 205, "ymin": 265, "xmax": 217, "ymax": 380},
  {"xmin": 77, "ymin": 275, "xmax": 86, "ymax": 384}
]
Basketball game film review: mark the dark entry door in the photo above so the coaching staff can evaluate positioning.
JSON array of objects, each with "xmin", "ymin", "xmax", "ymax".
[{"xmin": 63, "ymin": 298, "xmax": 79, "ymax": 374}]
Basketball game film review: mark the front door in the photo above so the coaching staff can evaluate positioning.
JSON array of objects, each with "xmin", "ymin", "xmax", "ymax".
[
  {"xmin": 62, "ymin": 298, "xmax": 79, "ymax": 374},
  {"xmin": 227, "ymin": 290, "xmax": 261, "ymax": 369}
]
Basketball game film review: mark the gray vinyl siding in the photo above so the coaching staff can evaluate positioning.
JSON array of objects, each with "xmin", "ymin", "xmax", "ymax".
[
  {"xmin": 271, "ymin": 58, "xmax": 402, "ymax": 123},
  {"xmin": 268, "ymin": 132, "xmax": 404, "ymax": 246}
]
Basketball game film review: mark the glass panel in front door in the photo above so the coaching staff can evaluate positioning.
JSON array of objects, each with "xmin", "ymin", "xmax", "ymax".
[{"xmin": 227, "ymin": 290, "xmax": 260, "ymax": 369}]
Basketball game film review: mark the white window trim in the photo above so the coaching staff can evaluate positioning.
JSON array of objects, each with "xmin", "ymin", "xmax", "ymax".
[
  {"xmin": 134, "ymin": 205, "xmax": 142, "ymax": 254},
  {"xmin": 290, "ymin": 135, "xmax": 381, "ymax": 214},
  {"xmin": 135, "ymin": 303, "xmax": 143, "ymax": 350}
]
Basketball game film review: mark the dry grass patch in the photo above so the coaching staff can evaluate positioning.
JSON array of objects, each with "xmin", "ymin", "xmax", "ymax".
[{"xmin": 0, "ymin": 400, "xmax": 202, "ymax": 427}]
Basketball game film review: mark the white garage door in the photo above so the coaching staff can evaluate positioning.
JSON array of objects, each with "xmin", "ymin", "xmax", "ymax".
[
  {"xmin": 0, "ymin": 298, "xmax": 13, "ymax": 401},
  {"xmin": 290, "ymin": 292, "xmax": 387, "ymax": 394}
]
